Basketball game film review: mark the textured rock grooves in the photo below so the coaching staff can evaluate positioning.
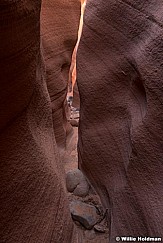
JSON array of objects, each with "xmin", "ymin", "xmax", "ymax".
[
  {"xmin": 0, "ymin": 1, "xmax": 80, "ymax": 243},
  {"xmin": 77, "ymin": 0, "xmax": 163, "ymax": 242},
  {"xmin": 41, "ymin": 0, "xmax": 81, "ymax": 150},
  {"xmin": 1, "ymin": 0, "xmax": 163, "ymax": 243}
]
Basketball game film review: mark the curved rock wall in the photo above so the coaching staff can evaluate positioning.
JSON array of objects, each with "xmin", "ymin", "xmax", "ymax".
[
  {"xmin": 77, "ymin": 0, "xmax": 163, "ymax": 241},
  {"xmin": 41, "ymin": 0, "xmax": 81, "ymax": 149},
  {"xmin": 0, "ymin": 1, "xmax": 79, "ymax": 242}
]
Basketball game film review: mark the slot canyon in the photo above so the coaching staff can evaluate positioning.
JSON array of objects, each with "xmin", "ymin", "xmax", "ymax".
[{"xmin": 0, "ymin": 0, "xmax": 163, "ymax": 243}]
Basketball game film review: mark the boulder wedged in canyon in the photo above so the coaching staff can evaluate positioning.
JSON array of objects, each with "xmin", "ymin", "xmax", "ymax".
[
  {"xmin": 77, "ymin": 0, "xmax": 163, "ymax": 241},
  {"xmin": 41, "ymin": 0, "xmax": 81, "ymax": 150},
  {"xmin": 0, "ymin": 1, "xmax": 78, "ymax": 242}
]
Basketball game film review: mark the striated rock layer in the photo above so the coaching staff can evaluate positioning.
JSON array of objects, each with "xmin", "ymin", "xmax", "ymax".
[
  {"xmin": 41, "ymin": 0, "xmax": 81, "ymax": 149},
  {"xmin": 0, "ymin": 1, "xmax": 79, "ymax": 242},
  {"xmin": 77, "ymin": 0, "xmax": 163, "ymax": 242}
]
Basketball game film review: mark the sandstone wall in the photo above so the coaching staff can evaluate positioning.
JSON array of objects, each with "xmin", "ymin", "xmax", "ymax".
[
  {"xmin": 41, "ymin": 0, "xmax": 81, "ymax": 149},
  {"xmin": 77, "ymin": 0, "xmax": 163, "ymax": 241},
  {"xmin": 0, "ymin": 1, "xmax": 80, "ymax": 242}
]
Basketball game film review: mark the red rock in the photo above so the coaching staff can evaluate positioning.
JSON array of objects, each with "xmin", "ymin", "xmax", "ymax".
[
  {"xmin": 77, "ymin": 0, "xmax": 163, "ymax": 241},
  {"xmin": 0, "ymin": 1, "xmax": 80, "ymax": 242},
  {"xmin": 41, "ymin": 0, "xmax": 81, "ymax": 149}
]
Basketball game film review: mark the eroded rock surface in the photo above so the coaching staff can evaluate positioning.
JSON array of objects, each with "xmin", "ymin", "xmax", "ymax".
[
  {"xmin": 0, "ymin": 1, "xmax": 80, "ymax": 242},
  {"xmin": 77, "ymin": 0, "xmax": 163, "ymax": 241},
  {"xmin": 41, "ymin": 0, "xmax": 81, "ymax": 149}
]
